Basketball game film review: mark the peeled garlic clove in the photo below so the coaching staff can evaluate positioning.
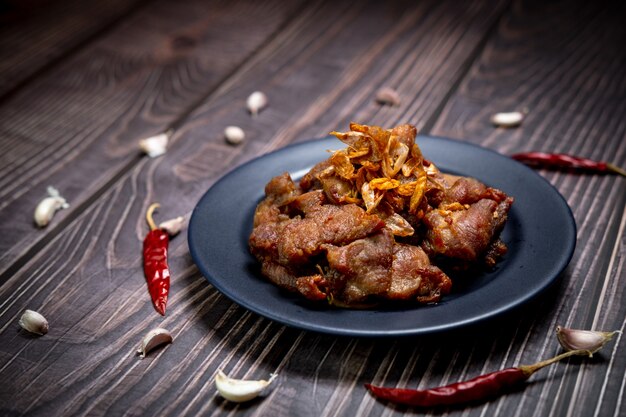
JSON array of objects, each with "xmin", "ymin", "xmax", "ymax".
[
  {"xmin": 556, "ymin": 326, "xmax": 619, "ymax": 355},
  {"xmin": 375, "ymin": 87, "xmax": 401, "ymax": 106},
  {"xmin": 159, "ymin": 216, "xmax": 185, "ymax": 236},
  {"xmin": 490, "ymin": 111, "xmax": 525, "ymax": 128},
  {"xmin": 137, "ymin": 328, "xmax": 173, "ymax": 359},
  {"xmin": 246, "ymin": 91, "xmax": 268, "ymax": 116},
  {"xmin": 215, "ymin": 369, "xmax": 277, "ymax": 402},
  {"xmin": 19, "ymin": 309, "xmax": 49, "ymax": 335},
  {"xmin": 224, "ymin": 126, "xmax": 245, "ymax": 145},
  {"xmin": 139, "ymin": 132, "xmax": 170, "ymax": 158},
  {"xmin": 34, "ymin": 186, "xmax": 69, "ymax": 228}
]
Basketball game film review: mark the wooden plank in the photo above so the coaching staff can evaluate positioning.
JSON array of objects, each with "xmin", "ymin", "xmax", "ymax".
[
  {"xmin": 0, "ymin": 0, "xmax": 305, "ymax": 277},
  {"xmin": 174, "ymin": 0, "xmax": 510, "ymax": 170},
  {"xmin": 0, "ymin": 1, "xmax": 515, "ymax": 416},
  {"xmin": 430, "ymin": 1, "xmax": 626, "ymax": 417},
  {"xmin": 0, "ymin": 0, "xmax": 146, "ymax": 98}
]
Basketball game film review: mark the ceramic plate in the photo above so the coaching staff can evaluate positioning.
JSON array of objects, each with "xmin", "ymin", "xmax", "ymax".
[{"xmin": 188, "ymin": 136, "xmax": 576, "ymax": 337}]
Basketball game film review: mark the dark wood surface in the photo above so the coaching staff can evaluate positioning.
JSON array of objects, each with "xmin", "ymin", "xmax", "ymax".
[{"xmin": 1, "ymin": 1, "xmax": 624, "ymax": 416}]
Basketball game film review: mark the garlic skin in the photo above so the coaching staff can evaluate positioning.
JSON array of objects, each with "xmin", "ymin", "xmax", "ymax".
[
  {"xmin": 556, "ymin": 326, "xmax": 619, "ymax": 355},
  {"xmin": 375, "ymin": 87, "xmax": 401, "ymax": 106},
  {"xmin": 215, "ymin": 370, "xmax": 277, "ymax": 402},
  {"xmin": 490, "ymin": 111, "xmax": 525, "ymax": 128},
  {"xmin": 246, "ymin": 91, "xmax": 268, "ymax": 116},
  {"xmin": 224, "ymin": 126, "xmax": 245, "ymax": 145},
  {"xmin": 19, "ymin": 310, "xmax": 49, "ymax": 335},
  {"xmin": 159, "ymin": 216, "xmax": 185, "ymax": 236},
  {"xmin": 139, "ymin": 132, "xmax": 169, "ymax": 158},
  {"xmin": 34, "ymin": 186, "xmax": 69, "ymax": 227},
  {"xmin": 137, "ymin": 328, "xmax": 173, "ymax": 359}
]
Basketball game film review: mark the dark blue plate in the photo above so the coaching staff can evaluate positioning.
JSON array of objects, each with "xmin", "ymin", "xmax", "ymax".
[{"xmin": 188, "ymin": 136, "xmax": 576, "ymax": 337}]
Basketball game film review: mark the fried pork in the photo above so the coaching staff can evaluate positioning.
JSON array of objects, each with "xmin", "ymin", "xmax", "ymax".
[{"xmin": 248, "ymin": 123, "xmax": 513, "ymax": 307}]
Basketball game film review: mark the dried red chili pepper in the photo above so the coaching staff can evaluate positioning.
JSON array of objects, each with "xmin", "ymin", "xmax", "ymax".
[
  {"xmin": 511, "ymin": 152, "xmax": 626, "ymax": 177},
  {"xmin": 143, "ymin": 203, "xmax": 170, "ymax": 316},
  {"xmin": 365, "ymin": 349, "xmax": 590, "ymax": 407}
]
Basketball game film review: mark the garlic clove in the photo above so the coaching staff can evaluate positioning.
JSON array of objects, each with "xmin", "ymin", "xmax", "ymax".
[
  {"xmin": 556, "ymin": 326, "xmax": 620, "ymax": 356},
  {"xmin": 159, "ymin": 216, "xmax": 185, "ymax": 236},
  {"xmin": 224, "ymin": 126, "xmax": 245, "ymax": 145},
  {"xmin": 215, "ymin": 369, "xmax": 277, "ymax": 402},
  {"xmin": 490, "ymin": 111, "xmax": 526, "ymax": 128},
  {"xmin": 137, "ymin": 328, "xmax": 173, "ymax": 359},
  {"xmin": 246, "ymin": 91, "xmax": 268, "ymax": 116},
  {"xmin": 19, "ymin": 309, "xmax": 49, "ymax": 335},
  {"xmin": 139, "ymin": 132, "xmax": 170, "ymax": 158},
  {"xmin": 375, "ymin": 87, "xmax": 401, "ymax": 106},
  {"xmin": 34, "ymin": 186, "xmax": 69, "ymax": 228}
]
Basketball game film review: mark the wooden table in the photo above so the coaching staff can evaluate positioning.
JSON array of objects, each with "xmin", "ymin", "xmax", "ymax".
[{"xmin": 1, "ymin": 1, "xmax": 624, "ymax": 416}]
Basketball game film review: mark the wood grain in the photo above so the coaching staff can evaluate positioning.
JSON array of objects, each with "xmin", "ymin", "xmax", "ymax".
[
  {"xmin": 170, "ymin": 0, "xmax": 510, "ymax": 178},
  {"xmin": 430, "ymin": 1, "xmax": 626, "ymax": 417},
  {"xmin": 0, "ymin": 0, "xmax": 517, "ymax": 416},
  {"xmin": 0, "ymin": 0, "xmax": 305, "ymax": 277},
  {"xmin": 1, "ymin": 0, "xmax": 624, "ymax": 416},
  {"xmin": 0, "ymin": 0, "xmax": 147, "ymax": 98}
]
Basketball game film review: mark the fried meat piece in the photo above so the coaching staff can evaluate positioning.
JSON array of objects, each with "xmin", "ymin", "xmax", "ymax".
[
  {"xmin": 388, "ymin": 243, "xmax": 452, "ymax": 303},
  {"xmin": 277, "ymin": 203, "xmax": 385, "ymax": 265},
  {"xmin": 323, "ymin": 229, "xmax": 452, "ymax": 304},
  {"xmin": 483, "ymin": 238, "xmax": 508, "ymax": 268},
  {"xmin": 265, "ymin": 172, "xmax": 301, "ymax": 206},
  {"xmin": 288, "ymin": 189, "xmax": 326, "ymax": 214},
  {"xmin": 300, "ymin": 160, "xmax": 332, "ymax": 191},
  {"xmin": 422, "ymin": 197, "xmax": 513, "ymax": 262},
  {"xmin": 319, "ymin": 175, "xmax": 357, "ymax": 204},
  {"xmin": 260, "ymin": 261, "xmax": 301, "ymax": 292},
  {"xmin": 324, "ymin": 229, "xmax": 394, "ymax": 304},
  {"xmin": 249, "ymin": 172, "xmax": 385, "ymax": 267},
  {"xmin": 296, "ymin": 275, "xmax": 328, "ymax": 301},
  {"xmin": 260, "ymin": 261, "xmax": 328, "ymax": 301},
  {"xmin": 253, "ymin": 172, "xmax": 301, "ymax": 228},
  {"xmin": 443, "ymin": 177, "xmax": 508, "ymax": 205}
]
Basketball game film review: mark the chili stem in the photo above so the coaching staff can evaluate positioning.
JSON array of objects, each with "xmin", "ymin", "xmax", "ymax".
[
  {"xmin": 146, "ymin": 203, "xmax": 160, "ymax": 231},
  {"xmin": 519, "ymin": 349, "xmax": 592, "ymax": 377},
  {"xmin": 607, "ymin": 163, "xmax": 626, "ymax": 177}
]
